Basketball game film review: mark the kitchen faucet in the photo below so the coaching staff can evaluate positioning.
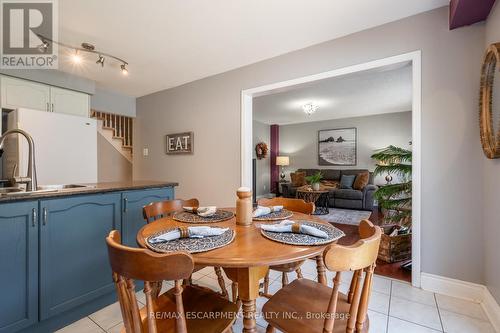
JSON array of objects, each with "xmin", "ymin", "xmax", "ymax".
[{"xmin": 0, "ymin": 129, "xmax": 38, "ymax": 191}]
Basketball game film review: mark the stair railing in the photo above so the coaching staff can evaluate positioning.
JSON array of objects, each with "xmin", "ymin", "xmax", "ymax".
[{"xmin": 90, "ymin": 110, "xmax": 133, "ymax": 150}]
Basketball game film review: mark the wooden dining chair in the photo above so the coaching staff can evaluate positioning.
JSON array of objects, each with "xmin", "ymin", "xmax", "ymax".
[
  {"xmin": 142, "ymin": 198, "xmax": 200, "ymax": 223},
  {"xmin": 106, "ymin": 230, "xmax": 237, "ymax": 333},
  {"xmin": 257, "ymin": 198, "xmax": 315, "ymax": 298},
  {"xmin": 142, "ymin": 199, "xmax": 229, "ymax": 299},
  {"xmin": 262, "ymin": 220, "xmax": 382, "ymax": 333}
]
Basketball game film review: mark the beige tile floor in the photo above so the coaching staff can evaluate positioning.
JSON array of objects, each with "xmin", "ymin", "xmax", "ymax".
[{"xmin": 57, "ymin": 261, "xmax": 496, "ymax": 333}]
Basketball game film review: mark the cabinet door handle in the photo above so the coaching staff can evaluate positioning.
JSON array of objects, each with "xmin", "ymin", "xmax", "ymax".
[
  {"xmin": 123, "ymin": 198, "xmax": 128, "ymax": 213},
  {"xmin": 32, "ymin": 208, "xmax": 37, "ymax": 227},
  {"xmin": 51, "ymin": 103, "xmax": 54, "ymax": 112},
  {"xmin": 42, "ymin": 208, "xmax": 48, "ymax": 226},
  {"xmin": 46, "ymin": 102, "xmax": 49, "ymax": 112}
]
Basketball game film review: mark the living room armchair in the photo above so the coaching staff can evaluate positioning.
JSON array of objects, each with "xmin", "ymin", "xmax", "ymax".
[{"xmin": 362, "ymin": 184, "xmax": 378, "ymax": 211}]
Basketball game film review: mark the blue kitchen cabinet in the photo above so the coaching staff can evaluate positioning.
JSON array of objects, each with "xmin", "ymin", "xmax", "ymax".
[
  {"xmin": 39, "ymin": 193, "xmax": 121, "ymax": 320},
  {"xmin": 0, "ymin": 201, "xmax": 38, "ymax": 333},
  {"xmin": 121, "ymin": 187, "xmax": 174, "ymax": 246}
]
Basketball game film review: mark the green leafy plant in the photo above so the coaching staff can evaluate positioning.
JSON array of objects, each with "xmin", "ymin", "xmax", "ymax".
[
  {"xmin": 371, "ymin": 145, "xmax": 412, "ymax": 226},
  {"xmin": 305, "ymin": 171, "xmax": 323, "ymax": 184}
]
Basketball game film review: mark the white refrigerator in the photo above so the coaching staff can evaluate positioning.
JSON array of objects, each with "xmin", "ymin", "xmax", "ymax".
[{"xmin": 3, "ymin": 108, "xmax": 97, "ymax": 185}]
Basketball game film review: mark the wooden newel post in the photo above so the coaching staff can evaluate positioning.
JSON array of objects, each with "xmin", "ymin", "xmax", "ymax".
[{"xmin": 236, "ymin": 187, "xmax": 253, "ymax": 226}]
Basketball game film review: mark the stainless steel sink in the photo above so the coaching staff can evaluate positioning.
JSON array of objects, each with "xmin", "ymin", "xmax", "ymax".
[
  {"xmin": 37, "ymin": 184, "xmax": 95, "ymax": 191},
  {"xmin": 0, "ymin": 184, "xmax": 95, "ymax": 196},
  {"xmin": 0, "ymin": 187, "xmax": 25, "ymax": 194}
]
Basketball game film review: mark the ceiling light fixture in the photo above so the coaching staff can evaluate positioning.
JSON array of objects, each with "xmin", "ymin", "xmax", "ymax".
[
  {"xmin": 35, "ymin": 34, "xmax": 129, "ymax": 75},
  {"xmin": 302, "ymin": 102, "xmax": 319, "ymax": 115}
]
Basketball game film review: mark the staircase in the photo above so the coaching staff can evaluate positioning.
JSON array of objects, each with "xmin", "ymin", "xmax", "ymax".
[{"xmin": 90, "ymin": 110, "xmax": 133, "ymax": 162}]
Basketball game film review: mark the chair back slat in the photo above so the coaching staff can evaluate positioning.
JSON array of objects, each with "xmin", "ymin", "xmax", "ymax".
[
  {"xmin": 173, "ymin": 280, "xmax": 188, "ymax": 333},
  {"xmin": 257, "ymin": 197, "xmax": 314, "ymax": 214},
  {"xmin": 106, "ymin": 230, "xmax": 195, "ymax": 333},
  {"xmin": 144, "ymin": 281, "xmax": 158, "ymax": 333},
  {"xmin": 143, "ymin": 198, "xmax": 199, "ymax": 223},
  {"xmin": 356, "ymin": 265, "xmax": 375, "ymax": 331}
]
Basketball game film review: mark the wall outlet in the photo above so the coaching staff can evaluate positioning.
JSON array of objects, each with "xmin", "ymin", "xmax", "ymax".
[{"xmin": 143, "ymin": 148, "xmax": 149, "ymax": 157}]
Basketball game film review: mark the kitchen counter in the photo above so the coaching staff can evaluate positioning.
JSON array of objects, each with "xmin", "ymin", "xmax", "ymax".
[
  {"xmin": 0, "ymin": 180, "xmax": 178, "ymax": 203},
  {"xmin": 1, "ymin": 182, "xmax": 176, "ymax": 333}
]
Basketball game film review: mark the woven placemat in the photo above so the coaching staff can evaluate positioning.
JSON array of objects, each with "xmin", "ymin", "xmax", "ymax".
[
  {"xmin": 253, "ymin": 209, "xmax": 293, "ymax": 221},
  {"xmin": 173, "ymin": 210, "xmax": 235, "ymax": 223},
  {"xmin": 145, "ymin": 227, "xmax": 235, "ymax": 253},
  {"xmin": 260, "ymin": 221, "xmax": 344, "ymax": 246}
]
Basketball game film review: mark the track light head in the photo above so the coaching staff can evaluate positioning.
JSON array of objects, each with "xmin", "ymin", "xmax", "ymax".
[
  {"xmin": 37, "ymin": 40, "xmax": 49, "ymax": 53},
  {"xmin": 120, "ymin": 63, "xmax": 128, "ymax": 75},
  {"xmin": 96, "ymin": 55, "xmax": 105, "ymax": 67},
  {"xmin": 72, "ymin": 50, "xmax": 82, "ymax": 64}
]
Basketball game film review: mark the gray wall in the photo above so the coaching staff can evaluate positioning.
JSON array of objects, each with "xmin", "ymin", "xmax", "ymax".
[
  {"xmin": 279, "ymin": 112, "xmax": 412, "ymax": 184},
  {"xmin": 483, "ymin": 1, "xmax": 500, "ymax": 303},
  {"xmin": 91, "ymin": 87, "xmax": 136, "ymax": 117},
  {"xmin": 135, "ymin": 7, "xmax": 485, "ymax": 284},
  {"xmin": 97, "ymin": 133, "xmax": 132, "ymax": 182},
  {"xmin": 253, "ymin": 120, "xmax": 271, "ymax": 197}
]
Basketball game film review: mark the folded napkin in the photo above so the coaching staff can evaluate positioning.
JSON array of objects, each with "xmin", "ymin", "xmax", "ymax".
[
  {"xmin": 261, "ymin": 220, "xmax": 328, "ymax": 239},
  {"xmin": 183, "ymin": 206, "xmax": 217, "ymax": 217},
  {"xmin": 253, "ymin": 205, "xmax": 284, "ymax": 218},
  {"xmin": 149, "ymin": 226, "xmax": 229, "ymax": 244}
]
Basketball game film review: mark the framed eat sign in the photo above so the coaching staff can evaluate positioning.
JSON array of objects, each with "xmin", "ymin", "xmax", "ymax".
[{"xmin": 166, "ymin": 132, "xmax": 193, "ymax": 154}]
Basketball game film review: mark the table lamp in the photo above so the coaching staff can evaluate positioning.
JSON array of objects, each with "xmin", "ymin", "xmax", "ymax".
[{"xmin": 276, "ymin": 156, "xmax": 290, "ymax": 181}]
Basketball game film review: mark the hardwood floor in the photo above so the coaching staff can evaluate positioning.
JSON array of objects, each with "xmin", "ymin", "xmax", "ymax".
[{"xmin": 330, "ymin": 208, "xmax": 412, "ymax": 283}]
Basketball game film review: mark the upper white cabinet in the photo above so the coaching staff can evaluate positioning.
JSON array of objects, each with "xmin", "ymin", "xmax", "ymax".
[
  {"xmin": 1, "ymin": 76, "xmax": 50, "ymax": 111},
  {"xmin": 0, "ymin": 76, "xmax": 90, "ymax": 117},
  {"xmin": 50, "ymin": 87, "xmax": 89, "ymax": 117}
]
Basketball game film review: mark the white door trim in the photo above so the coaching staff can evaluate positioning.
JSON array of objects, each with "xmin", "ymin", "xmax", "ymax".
[{"xmin": 240, "ymin": 51, "xmax": 423, "ymax": 287}]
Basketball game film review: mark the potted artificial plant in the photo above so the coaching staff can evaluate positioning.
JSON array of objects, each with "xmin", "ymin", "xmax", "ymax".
[
  {"xmin": 306, "ymin": 171, "xmax": 323, "ymax": 191},
  {"xmin": 371, "ymin": 145, "xmax": 412, "ymax": 263}
]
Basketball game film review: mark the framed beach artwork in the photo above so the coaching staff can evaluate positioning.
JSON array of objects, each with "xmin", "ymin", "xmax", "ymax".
[{"xmin": 318, "ymin": 128, "xmax": 357, "ymax": 166}]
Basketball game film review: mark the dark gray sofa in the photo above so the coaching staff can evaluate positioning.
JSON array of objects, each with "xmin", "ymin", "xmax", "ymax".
[{"xmin": 281, "ymin": 168, "xmax": 378, "ymax": 211}]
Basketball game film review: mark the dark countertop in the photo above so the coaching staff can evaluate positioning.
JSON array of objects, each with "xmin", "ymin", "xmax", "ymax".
[{"xmin": 0, "ymin": 180, "xmax": 178, "ymax": 203}]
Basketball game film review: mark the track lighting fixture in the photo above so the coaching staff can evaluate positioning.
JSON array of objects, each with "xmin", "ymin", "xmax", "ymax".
[
  {"xmin": 96, "ymin": 55, "xmax": 105, "ymax": 67},
  {"xmin": 35, "ymin": 34, "xmax": 129, "ymax": 75}
]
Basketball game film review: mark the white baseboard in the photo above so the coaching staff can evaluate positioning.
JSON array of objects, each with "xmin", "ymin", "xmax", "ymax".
[
  {"xmin": 421, "ymin": 273, "xmax": 485, "ymax": 302},
  {"xmin": 483, "ymin": 288, "xmax": 500, "ymax": 332},
  {"xmin": 421, "ymin": 273, "xmax": 500, "ymax": 332}
]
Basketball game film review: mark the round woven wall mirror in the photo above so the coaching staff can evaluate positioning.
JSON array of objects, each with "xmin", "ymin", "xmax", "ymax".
[{"xmin": 479, "ymin": 43, "xmax": 500, "ymax": 159}]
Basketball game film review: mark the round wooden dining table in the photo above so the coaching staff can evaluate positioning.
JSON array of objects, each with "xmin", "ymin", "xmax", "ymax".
[{"xmin": 137, "ymin": 208, "xmax": 333, "ymax": 333}]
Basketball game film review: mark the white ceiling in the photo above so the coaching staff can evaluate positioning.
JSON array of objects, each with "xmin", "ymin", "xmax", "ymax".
[
  {"xmin": 253, "ymin": 63, "xmax": 412, "ymax": 125},
  {"xmin": 58, "ymin": 0, "xmax": 447, "ymax": 97}
]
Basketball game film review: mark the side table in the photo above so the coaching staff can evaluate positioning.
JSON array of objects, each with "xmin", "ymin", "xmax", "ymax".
[
  {"xmin": 274, "ymin": 181, "xmax": 290, "ymax": 197},
  {"xmin": 296, "ymin": 188, "xmax": 330, "ymax": 215}
]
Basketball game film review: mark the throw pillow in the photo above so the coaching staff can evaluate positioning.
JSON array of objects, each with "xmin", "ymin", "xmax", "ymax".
[
  {"xmin": 353, "ymin": 172, "xmax": 370, "ymax": 190},
  {"xmin": 290, "ymin": 171, "xmax": 307, "ymax": 187},
  {"xmin": 340, "ymin": 175, "xmax": 356, "ymax": 189},
  {"xmin": 321, "ymin": 180, "xmax": 340, "ymax": 189}
]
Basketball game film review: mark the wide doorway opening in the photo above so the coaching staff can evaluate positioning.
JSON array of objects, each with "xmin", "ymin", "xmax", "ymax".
[{"xmin": 241, "ymin": 51, "xmax": 421, "ymax": 286}]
